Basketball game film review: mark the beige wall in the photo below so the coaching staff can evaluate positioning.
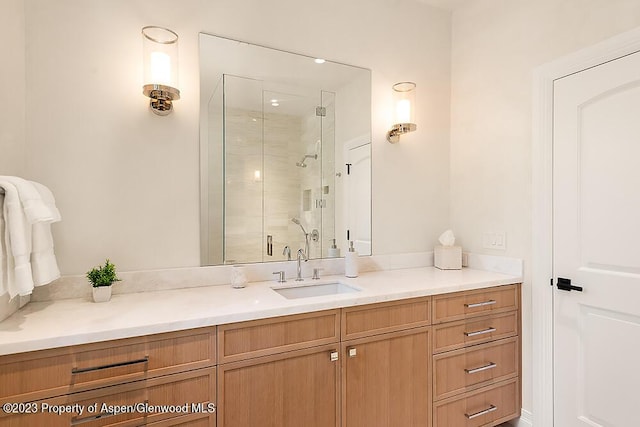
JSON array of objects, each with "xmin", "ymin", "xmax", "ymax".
[
  {"xmin": 0, "ymin": 0, "xmax": 26, "ymax": 175},
  {"xmin": 19, "ymin": 0, "xmax": 451, "ymax": 275},
  {"xmin": 450, "ymin": 0, "xmax": 640, "ymax": 416}
]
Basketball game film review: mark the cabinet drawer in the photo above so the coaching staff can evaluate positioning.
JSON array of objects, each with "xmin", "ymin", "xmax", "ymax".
[
  {"xmin": 341, "ymin": 297, "xmax": 430, "ymax": 340},
  {"xmin": 433, "ymin": 311, "xmax": 518, "ymax": 354},
  {"xmin": 0, "ymin": 327, "xmax": 216, "ymax": 404},
  {"xmin": 433, "ymin": 378, "xmax": 519, "ymax": 427},
  {"xmin": 218, "ymin": 310, "xmax": 340, "ymax": 364},
  {"xmin": 433, "ymin": 337, "xmax": 518, "ymax": 401},
  {"xmin": 145, "ymin": 412, "xmax": 213, "ymax": 426},
  {"xmin": 0, "ymin": 368, "xmax": 216, "ymax": 427},
  {"xmin": 432, "ymin": 285, "xmax": 519, "ymax": 324}
]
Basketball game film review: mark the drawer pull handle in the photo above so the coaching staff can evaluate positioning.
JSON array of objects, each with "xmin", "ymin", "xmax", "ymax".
[
  {"xmin": 330, "ymin": 351, "xmax": 339, "ymax": 362},
  {"xmin": 464, "ymin": 327, "xmax": 497, "ymax": 337},
  {"xmin": 71, "ymin": 410, "xmax": 116, "ymax": 425},
  {"xmin": 465, "ymin": 404, "xmax": 497, "ymax": 419},
  {"xmin": 464, "ymin": 362, "xmax": 497, "ymax": 374},
  {"xmin": 465, "ymin": 300, "xmax": 496, "ymax": 308},
  {"xmin": 72, "ymin": 356, "xmax": 149, "ymax": 374}
]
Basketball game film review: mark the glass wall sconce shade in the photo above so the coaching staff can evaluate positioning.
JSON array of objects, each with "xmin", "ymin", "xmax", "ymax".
[
  {"xmin": 387, "ymin": 82, "xmax": 417, "ymax": 143},
  {"xmin": 142, "ymin": 26, "xmax": 180, "ymax": 116}
]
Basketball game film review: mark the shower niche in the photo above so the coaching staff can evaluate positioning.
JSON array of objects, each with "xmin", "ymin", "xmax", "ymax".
[{"xmin": 200, "ymin": 33, "xmax": 371, "ymax": 266}]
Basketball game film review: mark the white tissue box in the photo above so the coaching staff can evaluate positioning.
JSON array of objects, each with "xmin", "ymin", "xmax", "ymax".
[{"xmin": 434, "ymin": 245, "xmax": 462, "ymax": 270}]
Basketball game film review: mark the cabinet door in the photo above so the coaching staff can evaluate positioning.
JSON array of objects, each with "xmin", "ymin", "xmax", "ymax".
[
  {"xmin": 342, "ymin": 327, "xmax": 431, "ymax": 427},
  {"xmin": 217, "ymin": 344, "xmax": 339, "ymax": 427}
]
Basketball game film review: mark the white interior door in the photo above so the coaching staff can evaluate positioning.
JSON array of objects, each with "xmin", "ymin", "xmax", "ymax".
[
  {"xmin": 345, "ymin": 143, "xmax": 371, "ymax": 255},
  {"xmin": 553, "ymin": 50, "xmax": 640, "ymax": 426}
]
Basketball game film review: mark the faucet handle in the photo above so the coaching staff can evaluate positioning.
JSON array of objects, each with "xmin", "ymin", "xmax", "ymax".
[
  {"xmin": 272, "ymin": 271, "xmax": 286, "ymax": 283},
  {"xmin": 312, "ymin": 268, "xmax": 323, "ymax": 280}
]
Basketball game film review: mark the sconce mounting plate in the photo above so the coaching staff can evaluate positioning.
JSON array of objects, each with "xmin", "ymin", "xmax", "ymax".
[
  {"xmin": 386, "ymin": 123, "xmax": 417, "ymax": 143},
  {"xmin": 143, "ymin": 84, "xmax": 181, "ymax": 116}
]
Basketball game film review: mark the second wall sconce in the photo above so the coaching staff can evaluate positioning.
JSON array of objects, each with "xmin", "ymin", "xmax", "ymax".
[
  {"xmin": 387, "ymin": 82, "xmax": 417, "ymax": 143},
  {"xmin": 142, "ymin": 26, "xmax": 180, "ymax": 116}
]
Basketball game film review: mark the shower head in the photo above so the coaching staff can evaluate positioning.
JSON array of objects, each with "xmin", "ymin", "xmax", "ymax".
[
  {"xmin": 291, "ymin": 217, "xmax": 308, "ymax": 235},
  {"xmin": 296, "ymin": 154, "xmax": 318, "ymax": 168}
]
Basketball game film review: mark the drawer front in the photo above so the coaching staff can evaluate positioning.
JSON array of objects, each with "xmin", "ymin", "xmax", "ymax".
[
  {"xmin": 0, "ymin": 368, "xmax": 216, "ymax": 427},
  {"xmin": 433, "ymin": 379, "xmax": 519, "ymax": 427},
  {"xmin": 218, "ymin": 310, "xmax": 340, "ymax": 364},
  {"xmin": 433, "ymin": 337, "xmax": 518, "ymax": 401},
  {"xmin": 147, "ymin": 414, "xmax": 213, "ymax": 426},
  {"xmin": 0, "ymin": 327, "xmax": 216, "ymax": 404},
  {"xmin": 432, "ymin": 285, "xmax": 519, "ymax": 324},
  {"xmin": 433, "ymin": 311, "xmax": 518, "ymax": 354},
  {"xmin": 341, "ymin": 297, "xmax": 430, "ymax": 340}
]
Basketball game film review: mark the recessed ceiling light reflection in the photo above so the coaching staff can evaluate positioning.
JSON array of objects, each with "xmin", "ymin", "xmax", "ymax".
[{"xmin": 314, "ymin": 58, "xmax": 326, "ymax": 64}]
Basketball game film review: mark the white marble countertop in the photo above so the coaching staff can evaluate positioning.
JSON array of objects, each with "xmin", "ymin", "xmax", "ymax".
[{"xmin": 0, "ymin": 266, "xmax": 521, "ymax": 356}]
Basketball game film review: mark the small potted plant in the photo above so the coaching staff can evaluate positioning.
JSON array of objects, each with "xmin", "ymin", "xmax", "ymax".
[{"xmin": 86, "ymin": 259, "xmax": 121, "ymax": 303}]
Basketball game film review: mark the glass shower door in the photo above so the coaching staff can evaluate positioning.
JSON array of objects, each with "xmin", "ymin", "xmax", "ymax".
[{"xmin": 222, "ymin": 75, "xmax": 264, "ymax": 264}]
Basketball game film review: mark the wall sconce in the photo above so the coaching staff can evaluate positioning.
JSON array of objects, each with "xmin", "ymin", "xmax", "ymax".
[
  {"xmin": 142, "ymin": 26, "xmax": 180, "ymax": 116},
  {"xmin": 386, "ymin": 82, "xmax": 417, "ymax": 143}
]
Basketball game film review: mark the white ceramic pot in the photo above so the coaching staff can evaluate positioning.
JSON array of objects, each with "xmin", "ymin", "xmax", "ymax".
[{"xmin": 92, "ymin": 286, "xmax": 112, "ymax": 303}]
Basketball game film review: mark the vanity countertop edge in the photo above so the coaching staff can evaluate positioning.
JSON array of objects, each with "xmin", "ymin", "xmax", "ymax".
[{"xmin": 0, "ymin": 267, "xmax": 521, "ymax": 356}]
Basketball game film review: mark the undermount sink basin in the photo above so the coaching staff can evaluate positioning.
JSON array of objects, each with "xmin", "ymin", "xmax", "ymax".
[{"xmin": 272, "ymin": 282, "xmax": 360, "ymax": 299}]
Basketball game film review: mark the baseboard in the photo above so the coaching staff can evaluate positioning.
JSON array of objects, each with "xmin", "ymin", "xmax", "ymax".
[{"xmin": 509, "ymin": 409, "xmax": 533, "ymax": 426}]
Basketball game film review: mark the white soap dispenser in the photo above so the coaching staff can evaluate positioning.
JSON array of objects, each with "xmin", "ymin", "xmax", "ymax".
[
  {"xmin": 328, "ymin": 239, "xmax": 340, "ymax": 258},
  {"xmin": 345, "ymin": 241, "xmax": 359, "ymax": 278}
]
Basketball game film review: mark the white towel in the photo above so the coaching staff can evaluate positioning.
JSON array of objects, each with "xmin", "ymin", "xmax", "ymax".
[
  {"xmin": 0, "ymin": 176, "xmax": 56, "ymax": 223},
  {"xmin": 0, "ymin": 179, "xmax": 61, "ymax": 299},
  {"xmin": 0, "ymin": 180, "xmax": 34, "ymax": 298},
  {"xmin": 0, "ymin": 192, "xmax": 6, "ymax": 297}
]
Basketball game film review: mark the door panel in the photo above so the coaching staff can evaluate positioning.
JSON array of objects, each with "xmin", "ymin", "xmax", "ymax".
[{"xmin": 553, "ymin": 50, "xmax": 640, "ymax": 427}]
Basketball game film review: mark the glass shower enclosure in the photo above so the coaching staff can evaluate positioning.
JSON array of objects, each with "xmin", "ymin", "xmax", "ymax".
[{"xmin": 206, "ymin": 74, "xmax": 335, "ymax": 265}]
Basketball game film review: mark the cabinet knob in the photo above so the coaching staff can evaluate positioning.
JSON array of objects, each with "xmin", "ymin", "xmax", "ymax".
[
  {"xmin": 348, "ymin": 347, "xmax": 357, "ymax": 358},
  {"xmin": 330, "ymin": 351, "xmax": 339, "ymax": 362}
]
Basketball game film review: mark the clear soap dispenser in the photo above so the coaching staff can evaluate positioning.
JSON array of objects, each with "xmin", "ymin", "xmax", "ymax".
[{"xmin": 345, "ymin": 241, "xmax": 359, "ymax": 278}]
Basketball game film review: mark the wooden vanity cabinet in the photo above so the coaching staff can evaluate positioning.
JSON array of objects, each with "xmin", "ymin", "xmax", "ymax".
[
  {"xmin": 0, "ymin": 327, "xmax": 217, "ymax": 427},
  {"xmin": 341, "ymin": 298, "xmax": 432, "ymax": 427},
  {"xmin": 216, "ymin": 310, "xmax": 341, "ymax": 427},
  {"xmin": 431, "ymin": 284, "xmax": 521, "ymax": 427}
]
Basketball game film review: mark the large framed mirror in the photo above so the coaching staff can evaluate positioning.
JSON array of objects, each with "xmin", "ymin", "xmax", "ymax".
[{"xmin": 199, "ymin": 33, "xmax": 372, "ymax": 266}]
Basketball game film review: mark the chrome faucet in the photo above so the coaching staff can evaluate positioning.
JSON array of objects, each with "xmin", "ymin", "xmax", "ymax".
[
  {"xmin": 296, "ymin": 248, "xmax": 308, "ymax": 281},
  {"xmin": 283, "ymin": 245, "xmax": 292, "ymax": 261}
]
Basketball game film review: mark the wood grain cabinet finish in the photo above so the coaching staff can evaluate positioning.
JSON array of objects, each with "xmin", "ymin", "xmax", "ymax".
[
  {"xmin": 216, "ymin": 311, "xmax": 340, "ymax": 427},
  {"xmin": 0, "ymin": 367, "xmax": 216, "ymax": 427},
  {"xmin": 432, "ymin": 285, "xmax": 518, "ymax": 324},
  {"xmin": 433, "ymin": 378, "xmax": 520, "ymax": 427},
  {"xmin": 342, "ymin": 327, "xmax": 431, "ymax": 427},
  {"xmin": 433, "ymin": 337, "xmax": 519, "ymax": 401},
  {"xmin": 431, "ymin": 284, "xmax": 521, "ymax": 427},
  {"xmin": 0, "ymin": 327, "xmax": 216, "ymax": 427},
  {"xmin": 218, "ymin": 310, "xmax": 340, "ymax": 364},
  {"xmin": 0, "ymin": 327, "xmax": 216, "ymax": 405},
  {"xmin": 432, "ymin": 311, "xmax": 518, "ymax": 354},
  {"xmin": 341, "ymin": 297, "xmax": 430, "ymax": 340},
  {"xmin": 217, "ymin": 344, "xmax": 340, "ymax": 427}
]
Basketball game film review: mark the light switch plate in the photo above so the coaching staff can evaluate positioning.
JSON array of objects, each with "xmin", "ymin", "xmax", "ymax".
[{"xmin": 482, "ymin": 232, "xmax": 506, "ymax": 250}]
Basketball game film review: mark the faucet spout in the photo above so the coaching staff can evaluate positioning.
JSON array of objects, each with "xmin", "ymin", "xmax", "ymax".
[
  {"xmin": 283, "ymin": 245, "xmax": 292, "ymax": 261},
  {"xmin": 296, "ymin": 248, "xmax": 308, "ymax": 281}
]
